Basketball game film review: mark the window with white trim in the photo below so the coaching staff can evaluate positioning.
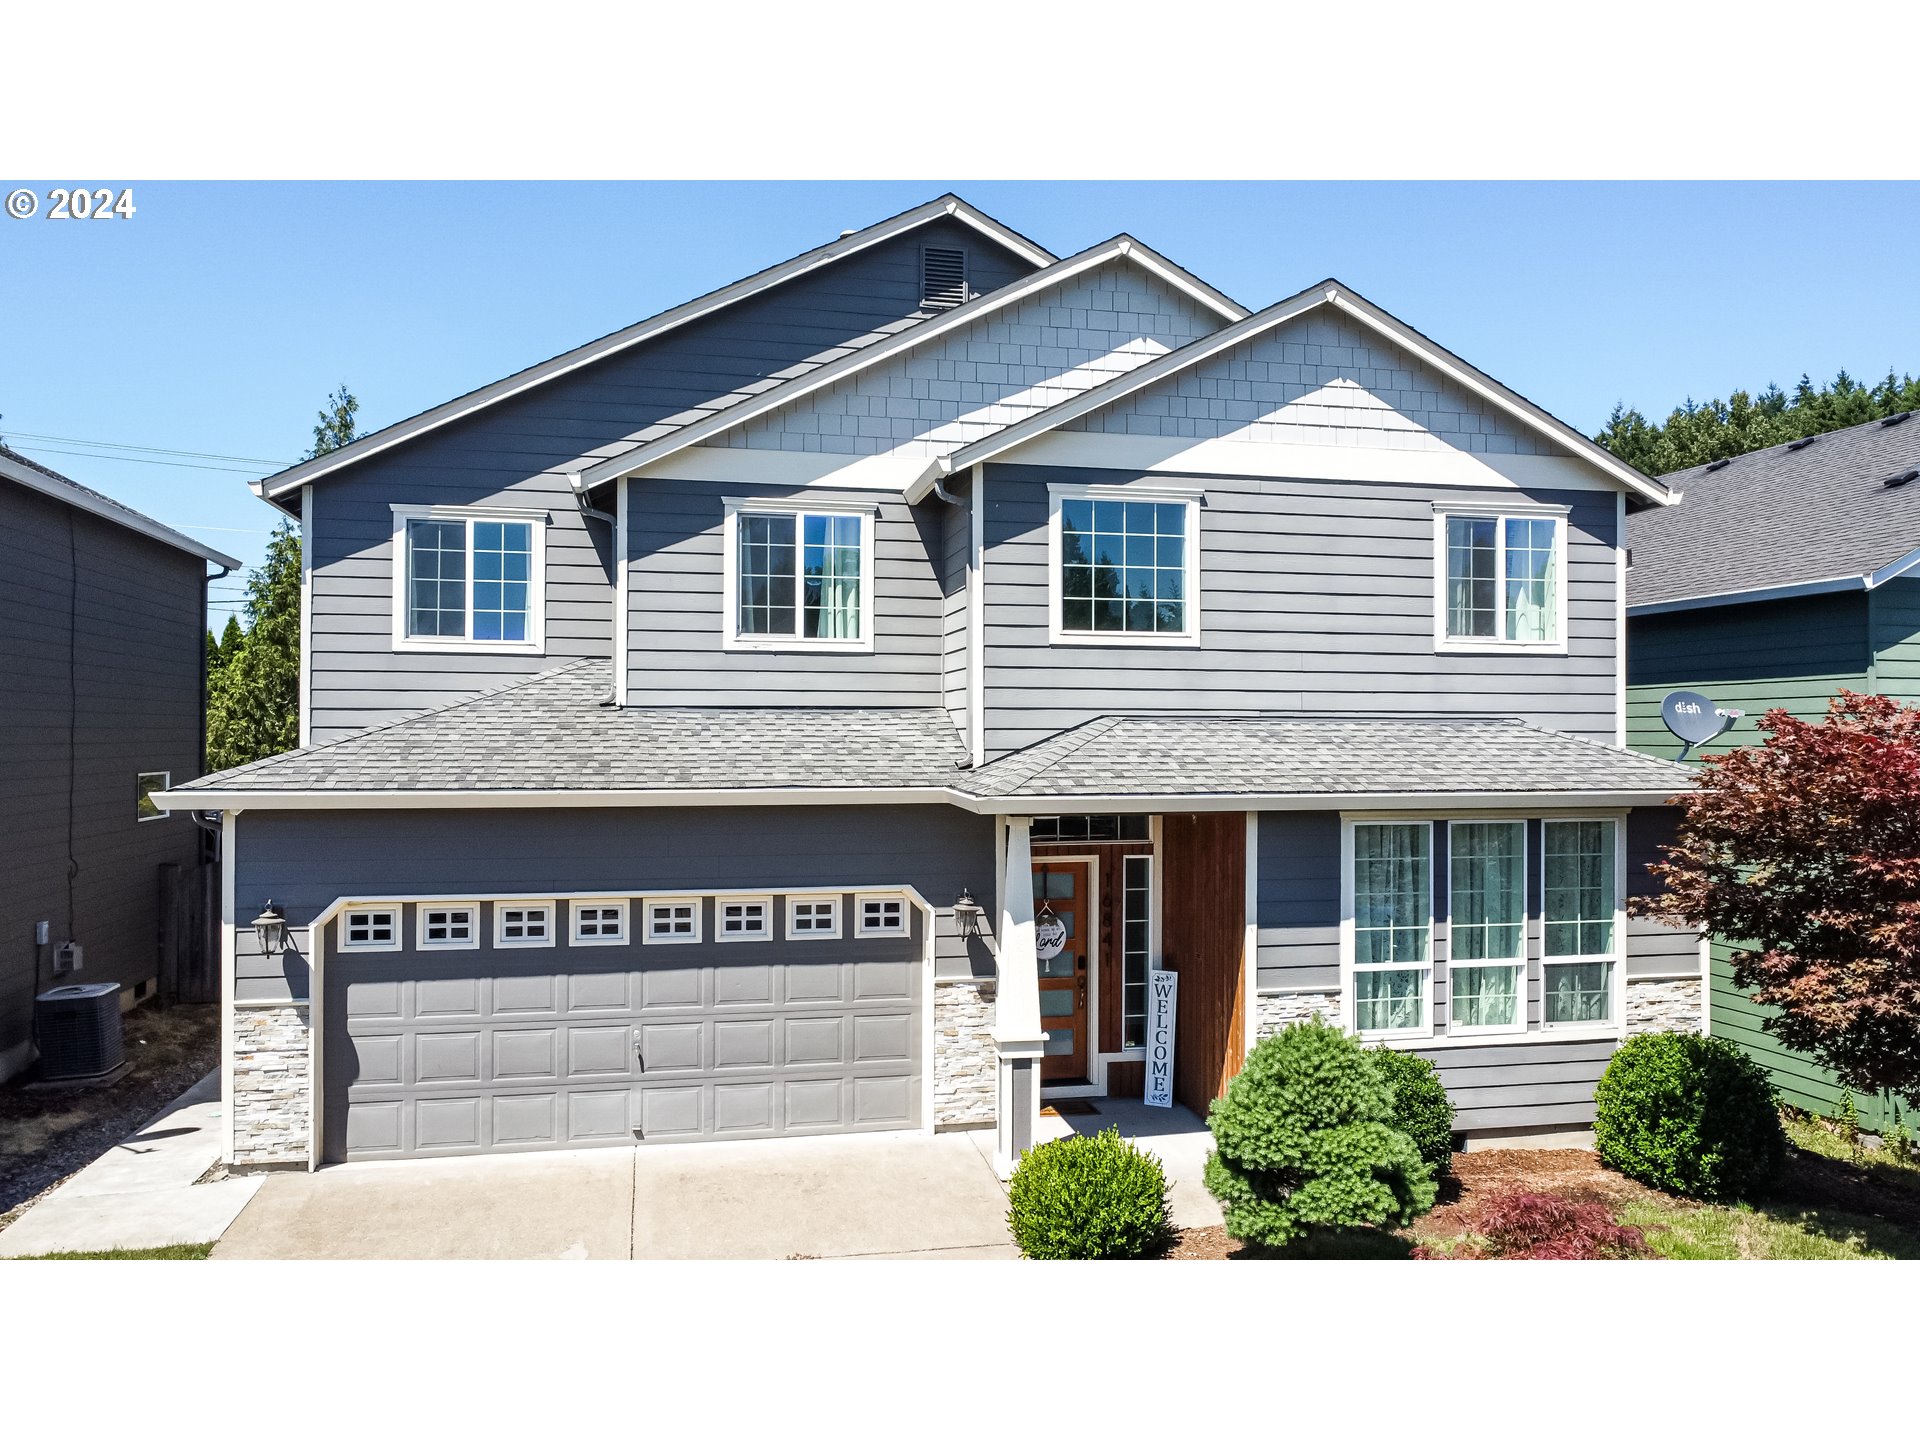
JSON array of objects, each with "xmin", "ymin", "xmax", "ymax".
[
  {"xmin": 393, "ymin": 507, "xmax": 545, "ymax": 651},
  {"xmin": 419, "ymin": 905, "xmax": 477, "ymax": 949},
  {"xmin": 343, "ymin": 906, "xmax": 400, "ymax": 951},
  {"xmin": 856, "ymin": 894, "xmax": 907, "ymax": 937},
  {"xmin": 787, "ymin": 897, "xmax": 841, "ymax": 940},
  {"xmin": 717, "ymin": 898, "xmax": 770, "ymax": 943},
  {"xmin": 496, "ymin": 903, "xmax": 553, "ymax": 947},
  {"xmin": 1447, "ymin": 821, "xmax": 1526, "ymax": 1033},
  {"xmin": 644, "ymin": 900, "xmax": 701, "ymax": 944},
  {"xmin": 1052, "ymin": 489, "xmax": 1199, "ymax": 641},
  {"xmin": 572, "ymin": 901, "xmax": 628, "ymax": 945},
  {"xmin": 1543, "ymin": 819, "xmax": 1619, "ymax": 1026},
  {"xmin": 135, "ymin": 771, "xmax": 169, "ymax": 822},
  {"xmin": 1351, "ymin": 822, "xmax": 1431, "ymax": 1034},
  {"xmin": 1439, "ymin": 510, "xmax": 1564, "ymax": 648},
  {"xmin": 725, "ymin": 505, "xmax": 871, "ymax": 649}
]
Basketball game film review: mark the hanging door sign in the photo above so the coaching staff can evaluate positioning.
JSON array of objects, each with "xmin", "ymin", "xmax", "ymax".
[{"xmin": 1145, "ymin": 969, "xmax": 1178, "ymax": 1109}]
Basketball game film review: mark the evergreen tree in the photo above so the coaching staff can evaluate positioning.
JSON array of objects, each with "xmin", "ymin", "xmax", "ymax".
[{"xmin": 207, "ymin": 614, "xmax": 243, "ymax": 680}]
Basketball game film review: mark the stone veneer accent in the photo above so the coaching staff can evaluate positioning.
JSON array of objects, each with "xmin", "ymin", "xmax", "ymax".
[
  {"xmin": 1625, "ymin": 976, "xmax": 1704, "ymax": 1036},
  {"xmin": 1256, "ymin": 990, "xmax": 1342, "ymax": 1037},
  {"xmin": 933, "ymin": 979, "xmax": 996, "ymax": 1128},
  {"xmin": 232, "ymin": 1004, "xmax": 312, "ymax": 1167}
]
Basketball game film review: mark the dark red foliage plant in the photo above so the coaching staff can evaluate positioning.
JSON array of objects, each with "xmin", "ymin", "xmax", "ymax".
[
  {"xmin": 1636, "ymin": 691, "xmax": 1920, "ymax": 1107},
  {"xmin": 1467, "ymin": 1188, "xmax": 1650, "ymax": 1260}
]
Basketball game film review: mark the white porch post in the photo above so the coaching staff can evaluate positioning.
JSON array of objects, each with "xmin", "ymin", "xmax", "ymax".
[{"xmin": 992, "ymin": 816, "xmax": 1044, "ymax": 1177}]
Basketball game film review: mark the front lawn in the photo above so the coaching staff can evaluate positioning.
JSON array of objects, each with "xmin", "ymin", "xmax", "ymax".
[{"xmin": 7, "ymin": 1243, "xmax": 213, "ymax": 1260}]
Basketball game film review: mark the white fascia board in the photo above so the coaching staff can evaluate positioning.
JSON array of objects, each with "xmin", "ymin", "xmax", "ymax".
[
  {"xmin": 1626, "ymin": 574, "xmax": 1870, "ymax": 617},
  {"xmin": 576, "ymin": 238, "xmax": 1248, "ymax": 492},
  {"xmin": 256, "ymin": 197, "xmax": 1057, "ymax": 503},
  {"xmin": 2, "ymin": 452, "xmax": 242, "ymax": 568}
]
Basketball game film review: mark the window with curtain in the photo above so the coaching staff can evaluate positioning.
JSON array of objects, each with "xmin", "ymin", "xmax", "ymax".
[
  {"xmin": 1443, "ymin": 512, "xmax": 1561, "ymax": 645},
  {"xmin": 1449, "ymin": 821, "xmax": 1526, "ymax": 1031},
  {"xmin": 733, "ymin": 509, "xmax": 864, "ymax": 644},
  {"xmin": 1543, "ymin": 819, "xmax": 1618, "ymax": 1025},
  {"xmin": 1058, "ymin": 495, "xmax": 1191, "ymax": 636},
  {"xmin": 1352, "ymin": 822, "xmax": 1432, "ymax": 1033}
]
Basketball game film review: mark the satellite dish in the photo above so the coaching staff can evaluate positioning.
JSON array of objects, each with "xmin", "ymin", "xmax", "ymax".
[{"xmin": 1661, "ymin": 690, "xmax": 1742, "ymax": 759}]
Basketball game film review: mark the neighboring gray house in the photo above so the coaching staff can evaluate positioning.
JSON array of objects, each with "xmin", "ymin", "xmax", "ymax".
[
  {"xmin": 160, "ymin": 195, "xmax": 1704, "ymax": 1173},
  {"xmin": 1, "ymin": 445, "xmax": 240, "ymax": 1082}
]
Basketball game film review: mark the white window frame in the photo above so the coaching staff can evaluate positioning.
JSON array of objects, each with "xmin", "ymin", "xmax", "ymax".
[
  {"xmin": 1540, "ymin": 816, "xmax": 1628, "ymax": 1035},
  {"xmin": 720, "ymin": 496, "xmax": 878, "ymax": 654},
  {"xmin": 1342, "ymin": 819, "xmax": 1435, "ymax": 1041},
  {"xmin": 854, "ymin": 891, "xmax": 909, "ymax": 938},
  {"xmin": 417, "ymin": 903, "xmax": 479, "ymax": 951},
  {"xmin": 1444, "ymin": 819, "xmax": 1529, "ymax": 1038},
  {"xmin": 1431, "ymin": 501, "xmax": 1570, "ymax": 656},
  {"xmin": 786, "ymin": 895, "xmax": 843, "ymax": 941},
  {"xmin": 715, "ymin": 896, "xmax": 773, "ymax": 944},
  {"xmin": 494, "ymin": 901, "xmax": 556, "ymax": 949},
  {"xmin": 570, "ymin": 899, "xmax": 630, "ymax": 947},
  {"xmin": 1046, "ymin": 482, "xmax": 1203, "ymax": 648},
  {"xmin": 341, "ymin": 904, "xmax": 403, "ymax": 953},
  {"xmin": 136, "ymin": 771, "xmax": 170, "ymax": 823},
  {"xmin": 642, "ymin": 897, "xmax": 703, "ymax": 946},
  {"xmin": 390, "ymin": 503, "xmax": 547, "ymax": 655}
]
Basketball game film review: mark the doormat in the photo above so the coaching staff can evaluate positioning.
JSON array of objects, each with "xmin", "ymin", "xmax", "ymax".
[{"xmin": 1042, "ymin": 1099, "xmax": 1099, "ymax": 1116}]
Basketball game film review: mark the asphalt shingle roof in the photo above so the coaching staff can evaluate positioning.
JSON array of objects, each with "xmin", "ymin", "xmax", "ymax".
[
  {"xmin": 175, "ymin": 662, "xmax": 1685, "ymax": 803},
  {"xmin": 1628, "ymin": 415, "xmax": 1920, "ymax": 609}
]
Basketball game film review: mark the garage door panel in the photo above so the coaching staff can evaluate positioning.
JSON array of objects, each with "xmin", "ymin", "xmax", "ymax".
[
  {"xmin": 344, "ymin": 1099, "xmax": 404, "ymax": 1155},
  {"xmin": 493, "ymin": 973, "xmax": 560, "ymax": 1015},
  {"xmin": 784, "ymin": 1015, "xmax": 844, "ymax": 1066},
  {"xmin": 568, "ymin": 1090, "xmax": 632, "ymax": 1141},
  {"xmin": 638, "ymin": 1085, "xmax": 704, "ymax": 1139},
  {"xmin": 350, "ymin": 1032, "xmax": 404, "ymax": 1086},
  {"xmin": 713, "ymin": 1019, "xmax": 774, "ymax": 1069},
  {"xmin": 637, "ymin": 1021, "xmax": 704, "ymax": 1073},
  {"xmin": 492, "ymin": 1092, "xmax": 560, "ymax": 1146},
  {"xmin": 415, "ymin": 977, "xmax": 482, "ymax": 1018},
  {"xmin": 852, "ymin": 1013, "xmax": 912, "ymax": 1064},
  {"xmin": 713, "ymin": 1082, "xmax": 776, "ymax": 1135},
  {"xmin": 639, "ymin": 965, "xmax": 704, "ymax": 1010},
  {"xmin": 853, "ymin": 959, "xmax": 915, "ymax": 1002},
  {"xmin": 492, "ymin": 1028, "xmax": 559, "ymax": 1082},
  {"xmin": 416, "ymin": 1031, "xmax": 483, "ymax": 1084},
  {"xmin": 415, "ymin": 1096, "xmax": 483, "ymax": 1151},
  {"xmin": 346, "ymin": 979, "xmax": 403, "ymax": 1020},
  {"xmin": 567, "ymin": 1025, "xmax": 633, "ymax": 1078},
  {"xmin": 568, "ymin": 970, "xmax": 631, "ymax": 1012},
  {"xmin": 785, "ymin": 1078, "xmax": 844, "ymax": 1129},
  {"xmin": 852, "ymin": 1075, "xmax": 914, "ymax": 1126},
  {"xmin": 713, "ymin": 962, "xmax": 775, "ymax": 1007},
  {"xmin": 783, "ymin": 963, "xmax": 847, "ymax": 1005}
]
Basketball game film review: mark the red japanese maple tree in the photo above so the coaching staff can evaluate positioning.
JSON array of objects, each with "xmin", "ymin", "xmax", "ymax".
[{"xmin": 1635, "ymin": 690, "xmax": 1920, "ymax": 1106}]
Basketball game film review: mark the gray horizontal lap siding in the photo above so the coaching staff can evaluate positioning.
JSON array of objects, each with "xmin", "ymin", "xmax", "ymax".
[
  {"xmin": 981, "ymin": 463, "xmax": 1620, "ymax": 759},
  {"xmin": 940, "ymin": 473, "xmax": 972, "ymax": 735},
  {"xmin": 624, "ymin": 481, "xmax": 947, "ymax": 707},
  {"xmin": 1, "ymin": 480, "xmax": 209, "ymax": 1073},
  {"xmin": 307, "ymin": 218, "xmax": 1036, "ymax": 742},
  {"xmin": 1416, "ymin": 1039, "xmax": 1617, "ymax": 1132},
  {"xmin": 231, "ymin": 804, "xmax": 998, "ymax": 1004}
]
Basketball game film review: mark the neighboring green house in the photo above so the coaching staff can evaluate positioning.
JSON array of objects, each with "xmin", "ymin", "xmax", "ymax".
[{"xmin": 1626, "ymin": 412, "xmax": 1920, "ymax": 1131}]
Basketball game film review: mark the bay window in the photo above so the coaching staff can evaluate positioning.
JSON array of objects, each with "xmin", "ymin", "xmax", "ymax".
[
  {"xmin": 1436, "ymin": 506, "xmax": 1565, "ymax": 649},
  {"xmin": 1447, "ymin": 821, "xmax": 1526, "ymax": 1033},
  {"xmin": 1543, "ymin": 819, "xmax": 1620, "ymax": 1026},
  {"xmin": 724, "ymin": 501, "xmax": 873, "ymax": 650},
  {"xmin": 1351, "ymin": 822, "xmax": 1432, "ymax": 1034}
]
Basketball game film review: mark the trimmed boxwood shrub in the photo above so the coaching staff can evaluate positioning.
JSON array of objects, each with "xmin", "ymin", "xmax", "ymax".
[
  {"xmin": 1007, "ymin": 1127, "xmax": 1173, "ymax": 1259},
  {"xmin": 1593, "ymin": 1032, "xmax": 1786, "ymax": 1201},
  {"xmin": 1370, "ymin": 1047, "xmax": 1456, "ymax": 1177},
  {"xmin": 1204, "ymin": 1020, "xmax": 1438, "ymax": 1249}
]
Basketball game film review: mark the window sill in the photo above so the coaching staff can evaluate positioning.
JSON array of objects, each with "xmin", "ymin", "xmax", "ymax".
[
  {"xmin": 1446, "ymin": 1023, "xmax": 1528, "ymax": 1039},
  {"xmin": 569, "ymin": 935, "xmax": 630, "ymax": 948},
  {"xmin": 722, "ymin": 637, "xmax": 874, "ymax": 655},
  {"xmin": 1435, "ymin": 639, "xmax": 1567, "ymax": 657},
  {"xmin": 417, "ymin": 940, "xmax": 480, "ymax": 952},
  {"xmin": 394, "ymin": 638, "xmax": 546, "ymax": 656},
  {"xmin": 493, "ymin": 937, "xmax": 556, "ymax": 949},
  {"xmin": 1049, "ymin": 631, "xmax": 1202, "ymax": 649}
]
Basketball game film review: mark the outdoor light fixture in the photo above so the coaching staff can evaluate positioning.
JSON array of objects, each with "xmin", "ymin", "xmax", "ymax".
[
  {"xmin": 252, "ymin": 900, "xmax": 288, "ymax": 956},
  {"xmin": 951, "ymin": 889, "xmax": 985, "ymax": 940}
]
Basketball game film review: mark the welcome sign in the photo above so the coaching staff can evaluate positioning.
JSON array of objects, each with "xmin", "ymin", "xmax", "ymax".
[{"xmin": 1144, "ymin": 969, "xmax": 1178, "ymax": 1108}]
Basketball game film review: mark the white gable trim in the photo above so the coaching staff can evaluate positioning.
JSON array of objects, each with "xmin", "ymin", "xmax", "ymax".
[
  {"xmin": 252, "ymin": 196, "xmax": 1057, "ymax": 506},
  {"xmin": 573, "ymin": 237, "xmax": 1249, "ymax": 491},
  {"xmin": 907, "ymin": 282, "xmax": 1675, "ymax": 508}
]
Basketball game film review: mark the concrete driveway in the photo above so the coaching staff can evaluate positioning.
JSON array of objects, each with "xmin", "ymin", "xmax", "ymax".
[{"xmin": 215, "ymin": 1129, "xmax": 1019, "ymax": 1260}]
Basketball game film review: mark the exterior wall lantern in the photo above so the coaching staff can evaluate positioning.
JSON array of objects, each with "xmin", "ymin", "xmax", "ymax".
[
  {"xmin": 252, "ymin": 900, "xmax": 288, "ymax": 956},
  {"xmin": 951, "ymin": 889, "xmax": 985, "ymax": 940}
]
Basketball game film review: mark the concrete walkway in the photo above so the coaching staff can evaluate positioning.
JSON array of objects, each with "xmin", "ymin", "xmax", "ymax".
[
  {"xmin": 214, "ymin": 1097, "xmax": 1216, "ymax": 1260},
  {"xmin": 0, "ymin": 1071, "xmax": 263, "ymax": 1258}
]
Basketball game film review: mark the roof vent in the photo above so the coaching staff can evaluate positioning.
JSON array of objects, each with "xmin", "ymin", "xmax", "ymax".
[
  {"xmin": 921, "ymin": 246, "xmax": 968, "ymax": 310},
  {"xmin": 1884, "ymin": 411, "xmax": 1913, "ymax": 427},
  {"xmin": 1704, "ymin": 458, "xmax": 1731, "ymax": 472},
  {"xmin": 1884, "ymin": 469, "xmax": 1920, "ymax": 489},
  {"xmin": 1786, "ymin": 436, "xmax": 1817, "ymax": 451}
]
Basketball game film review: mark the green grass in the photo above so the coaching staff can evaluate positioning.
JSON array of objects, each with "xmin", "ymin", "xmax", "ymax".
[
  {"xmin": 6, "ymin": 1243, "xmax": 212, "ymax": 1260},
  {"xmin": 1621, "ymin": 1197, "xmax": 1920, "ymax": 1260},
  {"xmin": 1784, "ymin": 1113, "xmax": 1920, "ymax": 1192}
]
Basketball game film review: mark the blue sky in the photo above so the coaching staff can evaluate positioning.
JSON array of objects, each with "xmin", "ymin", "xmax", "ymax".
[{"xmin": 4, "ymin": 180, "xmax": 1918, "ymax": 621}]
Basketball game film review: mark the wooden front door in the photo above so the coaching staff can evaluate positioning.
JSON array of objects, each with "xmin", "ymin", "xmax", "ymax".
[{"xmin": 1032, "ymin": 860, "xmax": 1092, "ymax": 1083}]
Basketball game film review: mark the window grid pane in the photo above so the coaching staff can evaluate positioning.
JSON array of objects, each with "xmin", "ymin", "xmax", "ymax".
[
  {"xmin": 721, "ymin": 902, "xmax": 768, "ymax": 936},
  {"xmin": 737, "ymin": 514, "xmax": 797, "ymax": 636},
  {"xmin": 802, "ymin": 512, "xmax": 862, "ymax": 640},
  {"xmin": 1544, "ymin": 820, "xmax": 1616, "ymax": 958},
  {"xmin": 1445, "ymin": 516, "xmax": 1497, "ymax": 638},
  {"xmin": 1451, "ymin": 963, "xmax": 1521, "ymax": 1029},
  {"xmin": 1355, "ymin": 968, "xmax": 1425, "ymax": 1032},
  {"xmin": 1353, "ymin": 823, "xmax": 1431, "ymax": 968},
  {"xmin": 471, "ymin": 521, "xmax": 531, "ymax": 643},
  {"xmin": 1545, "ymin": 960, "xmax": 1614, "ymax": 1024},
  {"xmin": 1449, "ymin": 822, "xmax": 1525, "ymax": 962},
  {"xmin": 1060, "ymin": 498, "xmax": 1187, "ymax": 634},
  {"xmin": 1504, "ymin": 517, "xmax": 1558, "ymax": 642},
  {"xmin": 407, "ymin": 520, "xmax": 467, "ymax": 637}
]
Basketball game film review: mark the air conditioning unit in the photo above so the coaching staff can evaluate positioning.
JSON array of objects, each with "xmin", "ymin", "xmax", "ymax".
[{"xmin": 36, "ymin": 983, "xmax": 125, "ymax": 1081}]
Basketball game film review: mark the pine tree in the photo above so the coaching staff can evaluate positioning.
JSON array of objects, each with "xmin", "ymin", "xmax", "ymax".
[{"xmin": 1598, "ymin": 369, "xmax": 1920, "ymax": 474}]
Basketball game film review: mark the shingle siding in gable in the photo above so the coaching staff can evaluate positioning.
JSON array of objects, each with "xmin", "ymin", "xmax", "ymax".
[
  {"xmin": 304, "ymin": 217, "xmax": 1040, "ymax": 742},
  {"xmin": 981, "ymin": 462, "xmax": 1620, "ymax": 759},
  {"xmin": 1064, "ymin": 309, "xmax": 1550, "ymax": 455},
  {"xmin": 704, "ymin": 261, "xmax": 1227, "ymax": 459}
]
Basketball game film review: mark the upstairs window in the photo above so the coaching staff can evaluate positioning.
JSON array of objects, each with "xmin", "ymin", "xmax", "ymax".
[
  {"xmin": 1050, "ymin": 486, "xmax": 1201, "ymax": 643},
  {"xmin": 1437, "ymin": 507, "xmax": 1565, "ymax": 650},
  {"xmin": 724, "ymin": 503, "xmax": 874, "ymax": 651},
  {"xmin": 392, "ymin": 506, "xmax": 545, "ymax": 651}
]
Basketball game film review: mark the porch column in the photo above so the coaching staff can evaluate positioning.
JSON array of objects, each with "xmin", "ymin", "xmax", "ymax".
[{"xmin": 992, "ymin": 816, "xmax": 1044, "ymax": 1177}]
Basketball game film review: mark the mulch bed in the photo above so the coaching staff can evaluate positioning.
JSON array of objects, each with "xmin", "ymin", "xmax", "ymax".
[{"xmin": 0, "ymin": 1004, "xmax": 220, "ymax": 1224}]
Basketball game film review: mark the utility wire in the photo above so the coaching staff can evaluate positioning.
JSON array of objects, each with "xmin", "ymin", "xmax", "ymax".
[
  {"xmin": 6, "ymin": 429, "xmax": 297, "ymax": 466},
  {"xmin": 10, "ymin": 443, "xmax": 271, "ymax": 476}
]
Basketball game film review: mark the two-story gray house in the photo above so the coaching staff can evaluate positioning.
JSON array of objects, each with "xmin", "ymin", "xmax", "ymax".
[
  {"xmin": 159, "ymin": 196, "xmax": 1703, "ymax": 1172},
  {"xmin": 2, "ymin": 445, "xmax": 239, "ymax": 1081}
]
